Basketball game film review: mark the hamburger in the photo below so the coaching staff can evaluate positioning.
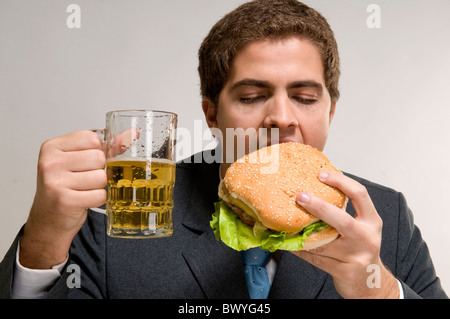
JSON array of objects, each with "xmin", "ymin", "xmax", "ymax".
[{"xmin": 210, "ymin": 142, "xmax": 347, "ymax": 252}]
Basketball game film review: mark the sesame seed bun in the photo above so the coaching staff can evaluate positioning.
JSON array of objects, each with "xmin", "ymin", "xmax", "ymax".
[{"xmin": 219, "ymin": 142, "xmax": 347, "ymax": 250}]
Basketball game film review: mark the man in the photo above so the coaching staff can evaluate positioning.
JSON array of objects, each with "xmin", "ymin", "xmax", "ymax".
[{"xmin": 0, "ymin": 0, "xmax": 447, "ymax": 299}]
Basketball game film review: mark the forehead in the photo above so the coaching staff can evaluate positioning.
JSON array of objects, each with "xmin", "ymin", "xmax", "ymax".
[{"xmin": 228, "ymin": 36, "xmax": 325, "ymax": 84}]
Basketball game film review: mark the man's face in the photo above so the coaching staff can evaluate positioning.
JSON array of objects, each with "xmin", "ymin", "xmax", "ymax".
[{"xmin": 203, "ymin": 36, "xmax": 336, "ymax": 170}]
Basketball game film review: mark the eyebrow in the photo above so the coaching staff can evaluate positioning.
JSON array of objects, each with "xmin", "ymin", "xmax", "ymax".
[
  {"xmin": 230, "ymin": 79, "xmax": 270, "ymax": 90},
  {"xmin": 230, "ymin": 78, "xmax": 324, "ymax": 93},
  {"xmin": 288, "ymin": 80, "xmax": 323, "ymax": 93}
]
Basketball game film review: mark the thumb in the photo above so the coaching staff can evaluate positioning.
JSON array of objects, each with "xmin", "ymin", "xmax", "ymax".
[{"xmin": 110, "ymin": 128, "xmax": 140, "ymax": 157}]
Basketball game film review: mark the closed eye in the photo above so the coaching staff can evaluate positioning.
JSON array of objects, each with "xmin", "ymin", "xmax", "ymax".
[
  {"xmin": 240, "ymin": 96, "xmax": 265, "ymax": 104},
  {"xmin": 292, "ymin": 96, "xmax": 317, "ymax": 105}
]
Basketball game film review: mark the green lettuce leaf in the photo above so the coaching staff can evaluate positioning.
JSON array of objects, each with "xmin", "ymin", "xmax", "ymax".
[{"xmin": 210, "ymin": 201, "xmax": 329, "ymax": 252}]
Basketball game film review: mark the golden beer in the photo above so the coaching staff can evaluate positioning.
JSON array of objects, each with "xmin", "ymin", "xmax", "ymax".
[{"xmin": 106, "ymin": 158, "xmax": 176, "ymax": 238}]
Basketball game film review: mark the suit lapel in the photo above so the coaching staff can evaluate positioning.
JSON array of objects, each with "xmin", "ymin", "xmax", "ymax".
[
  {"xmin": 182, "ymin": 232, "xmax": 249, "ymax": 299},
  {"xmin": 178, "ymin": 158, "xmax": 249, "ymax": 298},
  {"xmin": 268, "ymin": 251, "xmax": 329, "ymax": 298},
  {"xmin": 178, "ymin": 157, "xmax": 220, "ymax": 234}
]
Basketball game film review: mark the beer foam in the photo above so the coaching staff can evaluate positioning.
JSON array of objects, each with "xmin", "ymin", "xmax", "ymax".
[{"xmin": 107, "ymin": 157, "xmax": 175, "ymax": 165}]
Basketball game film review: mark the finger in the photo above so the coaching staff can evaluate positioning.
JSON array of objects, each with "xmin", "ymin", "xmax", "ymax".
[
  {"xmin": 304, "ymin": 236, "xmax": 369, "ymax": 265},
  {"xmin": 64, "ymin": 149, "xmax": 106, "ymax": 172},
  {"xmin": 318, "ymin": 172, "xmax": 378, "ymax": 222},
  {"xmin": 68, "ymin": 188, "xmax": 107, "ymax": 209},
  {"xmin": 291, "ymin": 249, "xmax": 343, "ymax": 276},
  {"xmin": 296, "ymin": 191, "xmax": 358, "ymax": 238},
  {"xmin": 48, "ymin": 130, "xmax": 103, "ymax": 152},
  {"xmin": 66, "ymin": 170, "xmax": 107, "ymax": 191}
]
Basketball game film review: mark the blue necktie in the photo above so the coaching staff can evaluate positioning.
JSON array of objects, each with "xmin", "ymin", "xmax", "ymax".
[{"xmin": 241, "ymin": 247, "xmax": 271, "ymax": 299}]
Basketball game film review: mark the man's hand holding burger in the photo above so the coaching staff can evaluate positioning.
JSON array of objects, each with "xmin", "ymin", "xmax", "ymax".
[
  {"xmin": 294, "ymin": 171, "xmax": 400, "ymax": 299},
  {"xmin": 212, "ymin": 142, "xmax": 401, "ymax": 299}
]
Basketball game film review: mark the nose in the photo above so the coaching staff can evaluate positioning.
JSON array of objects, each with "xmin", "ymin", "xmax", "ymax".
[{"xmin": 263, "ymin": 94, "xmax": 298, "ymax": 129}]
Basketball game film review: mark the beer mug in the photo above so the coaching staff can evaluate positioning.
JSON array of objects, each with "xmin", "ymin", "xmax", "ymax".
[{"xmin": 95, "ymin": 110, "xmax": 177, "ymax": 238}]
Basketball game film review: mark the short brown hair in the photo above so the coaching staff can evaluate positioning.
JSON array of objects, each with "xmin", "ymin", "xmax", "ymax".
[{"xmin": 198, "ymin": 0, "xmax": 340, "ymax": 106}]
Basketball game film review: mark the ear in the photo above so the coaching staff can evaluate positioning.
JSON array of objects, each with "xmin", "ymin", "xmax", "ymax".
[
  {"xmin": 329, "ymin": 101, "xmax": 337, "ymax": 125},
  {"xmin": 202, "ymin": 97, "xmax": 218, "ymax": 128}
]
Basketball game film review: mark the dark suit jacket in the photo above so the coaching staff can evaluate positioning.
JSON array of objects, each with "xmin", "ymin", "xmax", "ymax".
[{"xmin": 0, "ymin": 151, "xmax": 448, "ymax": 299}]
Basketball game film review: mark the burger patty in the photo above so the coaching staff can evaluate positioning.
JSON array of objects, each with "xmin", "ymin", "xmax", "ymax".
[{"xmin": 224, "ymin": 200, "xmax": 256, "ymax": 227}]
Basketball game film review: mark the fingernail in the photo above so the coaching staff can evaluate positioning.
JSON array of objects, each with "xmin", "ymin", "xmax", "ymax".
[
  {"xmin": 319, "ymin": 172, "xmax": 329, "ymax": 181},
  {"xmin": 297, "ymin": 192, "xmax": 311, "ymax": 204}
]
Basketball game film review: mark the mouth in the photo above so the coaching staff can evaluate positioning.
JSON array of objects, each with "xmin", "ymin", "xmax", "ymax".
[
  {"xmin": 264, "ymin": 137, "xmax": 297, "ymax": 147},
  {"xmin": 278, "ymin": 137, "xmax": 296, "ymax": 144}
]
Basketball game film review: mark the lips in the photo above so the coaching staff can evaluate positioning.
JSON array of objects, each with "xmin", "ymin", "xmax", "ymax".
[
  {"xmin": 265, "ymin": 137, "xmax": 297, "ymax": 147},
  {"xmin": 278, "ymin": 137, "xmax": 297, "ymax": 144}
]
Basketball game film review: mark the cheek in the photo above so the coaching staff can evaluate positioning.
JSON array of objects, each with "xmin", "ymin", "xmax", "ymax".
[
  {"xmin": 217, "ymin": 107, "xmax": 261, "ymax": 131},
  {"xmin": 299, "ymin": 115, "xmax": 331, "ymax": 151}
]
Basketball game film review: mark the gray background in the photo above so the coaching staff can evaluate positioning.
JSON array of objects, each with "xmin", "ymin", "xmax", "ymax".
[{"xmin": 1, "ymin": 0, "xmax": 449, "ymax": 294}]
